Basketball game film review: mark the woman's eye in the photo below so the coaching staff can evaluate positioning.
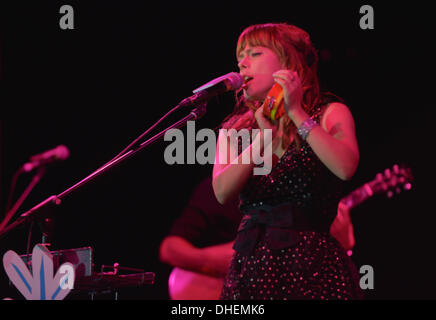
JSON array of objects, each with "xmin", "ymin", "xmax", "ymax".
[{"xmin": 252, "ymin": 52, "xmax": 261, "ymax": 57}]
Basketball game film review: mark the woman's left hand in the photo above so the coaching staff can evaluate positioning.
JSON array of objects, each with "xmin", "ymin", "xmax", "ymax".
[{"xmin": 272, "ymin": 69, "xmax": 303, "ymax": 115}]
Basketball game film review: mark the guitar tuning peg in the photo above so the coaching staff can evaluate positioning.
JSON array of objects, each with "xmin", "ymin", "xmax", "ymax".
[
  {"xmin": 384, "ymin": 168, "xmax": 392, "ymax": 178},
  {"xmin": 376, "ymin": 172, "xmax": 384, "ymax": 182},
  {"xmin": 376, "ymin": 172, "xmax": 388, "ymax": 191}
]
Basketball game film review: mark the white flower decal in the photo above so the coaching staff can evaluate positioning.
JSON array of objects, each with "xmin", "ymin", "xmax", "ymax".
[{"xmin": 3, "ymin": 244, "xmax": 75, "ymax": 300}]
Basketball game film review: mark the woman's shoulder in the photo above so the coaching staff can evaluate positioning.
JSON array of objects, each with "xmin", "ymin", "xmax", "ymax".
[
  {"xmin": 312, "ymin": 92, "xmax": 350, "ymax": 120},
  {"xmin": 318, "ymin": 102, "xmax": 356, "ymax": 135},
  {"xmin": 320, "ymin": 91, "xmax": 346, "ymax": 106}
]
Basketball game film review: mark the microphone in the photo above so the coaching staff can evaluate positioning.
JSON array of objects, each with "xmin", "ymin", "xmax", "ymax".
[
  {"xmin": 178, "ymin": 72, "xmax": 243, "ymax": 108},
  {"xmin": 22, "ymin": 145, "xmax": 70, "ymax": 173}
]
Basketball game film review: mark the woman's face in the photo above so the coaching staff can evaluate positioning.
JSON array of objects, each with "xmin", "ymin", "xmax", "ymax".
[{"xmin": 237, "ymin": 45, "xmax": 283, "ymax": 101}]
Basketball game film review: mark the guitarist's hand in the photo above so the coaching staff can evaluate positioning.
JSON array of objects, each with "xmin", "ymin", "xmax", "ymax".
[
  {"xmin": 330, "ymin": 202, "xmax": 355, "ymax": 251},
  {"xmin": 200, "ymin": 241, "xmax": 235, "ymax": 278}
]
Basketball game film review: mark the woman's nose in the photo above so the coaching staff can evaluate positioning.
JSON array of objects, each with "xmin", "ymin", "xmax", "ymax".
[{"xmin": 238, "ymin": 56, "xmax": 249, "ymax": 70}]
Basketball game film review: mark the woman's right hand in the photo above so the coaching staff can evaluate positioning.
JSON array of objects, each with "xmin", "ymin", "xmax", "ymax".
[
  {"xmin": 213, "ymin": 109, "xmax": 285, "ymax": 204},
  {"xmin": 254, "ymin": 107, "xmax": 285, "ymax": 155}
]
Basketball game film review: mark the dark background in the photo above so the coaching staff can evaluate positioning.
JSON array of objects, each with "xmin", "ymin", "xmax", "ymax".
[{"xmin": 0, "ymin": 1, "xmax": 434, "ymax": 300}]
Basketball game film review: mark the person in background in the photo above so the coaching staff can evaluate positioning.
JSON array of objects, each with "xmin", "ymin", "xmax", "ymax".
[{"xmin": 159, "ymin": 177, "xmax": 241, "ymax": 299}]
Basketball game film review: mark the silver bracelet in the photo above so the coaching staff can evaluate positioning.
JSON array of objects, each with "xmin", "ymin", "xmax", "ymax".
[{"xmin": 297, "ymin": 117, "xmax": 319, "ymax": 140}]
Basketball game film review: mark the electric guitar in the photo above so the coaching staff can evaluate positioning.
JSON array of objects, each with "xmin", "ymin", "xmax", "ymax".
[
  {"xmin": 340, "ymin": 164, "xmax": 413, "ymax": 211},
  {"xmin": 168, "ymin": 267, "xmax": 225, "ymax": 300},
  {"xmin": 168, "ymin": 164, "xmax": 413, "ymax": 300}
]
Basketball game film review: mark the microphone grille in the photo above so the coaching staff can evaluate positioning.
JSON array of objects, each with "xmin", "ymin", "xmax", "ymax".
[
  {"xmin": 227, "ymin": 72, "xmax": 243, "ymax": 90},
  {"xmin": 56, "ymin": 145, "xmax": 70, "ymax": 160}
]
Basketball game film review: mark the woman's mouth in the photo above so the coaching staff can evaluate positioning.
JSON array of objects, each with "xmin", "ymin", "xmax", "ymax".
[{"xmin": 242, "ymin": 76, "xmax": 254, "ymax": 89}]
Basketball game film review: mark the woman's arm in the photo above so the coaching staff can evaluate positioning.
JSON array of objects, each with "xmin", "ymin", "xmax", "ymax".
[
  {"xmin": 212, "ymin": 129, "xmax": 262, "ymax": 204},
  {"xmin": 273, "ymin": 70, "xmax": 359, "ymax": 181},
  {"xmin": 289, "ymin": 102, "xmax": 359, "ymax": 181},
  {"xmin": 213, "ymin": 107, "xmax": 286, "ymax": 204}
]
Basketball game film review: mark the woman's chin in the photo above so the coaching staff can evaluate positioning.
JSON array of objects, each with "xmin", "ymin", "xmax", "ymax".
[{"xmin": 244, "ymin": 90, "xmax": 265, "ymax": 102}]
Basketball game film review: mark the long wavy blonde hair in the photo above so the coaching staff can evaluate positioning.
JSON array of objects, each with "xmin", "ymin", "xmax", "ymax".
[{"xmin": 221, "ymin": 23, "xmax": 323, "ymax": 150}]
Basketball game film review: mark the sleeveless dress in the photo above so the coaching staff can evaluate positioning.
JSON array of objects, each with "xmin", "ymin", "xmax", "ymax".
[{"xmin": 220, "ymin": 103, "xmax": 363, "ymax": 300}]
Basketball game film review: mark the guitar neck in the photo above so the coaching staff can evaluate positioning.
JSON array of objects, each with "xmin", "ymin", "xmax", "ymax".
[{"xmin": 341, "ymin": 183, "xmax": 374, "ymax": 210}]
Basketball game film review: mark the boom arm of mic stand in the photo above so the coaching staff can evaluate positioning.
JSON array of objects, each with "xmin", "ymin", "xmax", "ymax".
[
  {"xmin": 57, "ymin": 103, "xmax": 207, "ymax": 200},
  {"xmin": 0, "ymin": 103, "xmax": 208, "ymax": 240}
]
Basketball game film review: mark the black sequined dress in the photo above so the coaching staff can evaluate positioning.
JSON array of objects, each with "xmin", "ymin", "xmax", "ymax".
[{"xmin": 220, "ymin": 104, "xmax": 363, "ymax": 300}]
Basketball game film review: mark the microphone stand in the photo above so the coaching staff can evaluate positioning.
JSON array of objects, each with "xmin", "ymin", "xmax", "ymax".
[
  {"xmin": 0, "ymin": 167, "xmax": 47, "ymax": 239},
  {"xmin": 0, "ymin": 103, "xmax": 208, "ymax": 241}
]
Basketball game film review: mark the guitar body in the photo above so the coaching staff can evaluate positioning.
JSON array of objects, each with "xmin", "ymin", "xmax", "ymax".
[{"xmin": 168, "ymin": 268, "xmax": 224, "ymax": 300}]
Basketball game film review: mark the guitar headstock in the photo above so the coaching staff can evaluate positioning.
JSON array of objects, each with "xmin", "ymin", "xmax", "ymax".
[{"xmin": 369, "ymin": 164, "xmax": 413, "ymax": 198}]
